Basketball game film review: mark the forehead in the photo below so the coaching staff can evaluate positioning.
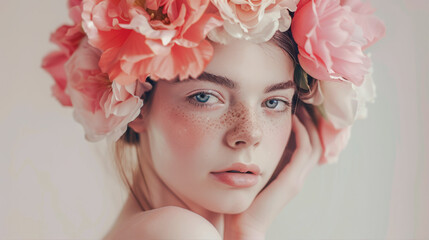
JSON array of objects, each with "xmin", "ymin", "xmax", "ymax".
[{"xmin": 204, "ymin": 39, "xmax": 294, "ymax": 89}]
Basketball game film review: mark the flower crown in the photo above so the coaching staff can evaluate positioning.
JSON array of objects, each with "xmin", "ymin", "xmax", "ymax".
[{"xmin": 42, "ymin": 0, "xmax": 385, "ymax": 164}]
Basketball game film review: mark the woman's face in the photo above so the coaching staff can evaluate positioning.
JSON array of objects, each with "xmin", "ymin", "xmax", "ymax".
[{"xmin": 140, "ymin": 39, "xmax": 295, "ymax": 214}]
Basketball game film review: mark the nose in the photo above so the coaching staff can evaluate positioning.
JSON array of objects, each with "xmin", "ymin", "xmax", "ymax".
[{"xmin": 225, "ymin": 106, "xmax": 263, "ymax": 149}]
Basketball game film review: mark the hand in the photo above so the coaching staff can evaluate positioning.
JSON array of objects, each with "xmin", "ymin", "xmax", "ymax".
[{"xmin": 223, "ymin": 106, "xmax": 322, "ymax": 240}]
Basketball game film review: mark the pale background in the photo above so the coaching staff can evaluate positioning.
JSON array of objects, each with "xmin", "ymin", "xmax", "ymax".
[{"xmin": 1, "ymin": 0, "xmax": 428, "ymax": 239}]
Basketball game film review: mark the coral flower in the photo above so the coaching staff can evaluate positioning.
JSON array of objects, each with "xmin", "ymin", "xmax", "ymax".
[
  {"xmin": 64, "ymin": 39, "xmax": 148, "ymax": 142},
  {"xmin": 42, "ymin": 0, "xmax": 85, "ymax": 106},
  {"xmin": 42, "ymin": 52, "xmax": 73, "ymax": 106},
  {"xmin": 82, "ymin": 0, "xmax": 223, "ymax": 85},
  {"xmin": 209, "ymin": 0, "xmax": 297, "ymax": 43},
  {"xmin": 291, "ymin": 0, "xmax": 385, "ymax": 86}
]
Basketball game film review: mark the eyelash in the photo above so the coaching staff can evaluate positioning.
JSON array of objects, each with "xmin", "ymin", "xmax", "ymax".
[
  {"xmin": 187, "ymin": 91, "xmax": 291, "ymax": 112},
  {"xmin": 187, "ymin": 91, "xmax": 221, "ymax": 108},
  {"xmin": 263, "ymin": 98, "xmax": 291, "ymax": 113}
]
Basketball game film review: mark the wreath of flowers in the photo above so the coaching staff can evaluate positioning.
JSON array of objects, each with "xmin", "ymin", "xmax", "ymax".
[{"xmin": 42, "ymin": 0, "xmax": 385, "ymax": 164}]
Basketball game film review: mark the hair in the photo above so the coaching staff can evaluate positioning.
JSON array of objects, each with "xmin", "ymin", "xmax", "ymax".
[{"xmin": 113, "ymin": 29, "xmax": 319, "ymax": 210}]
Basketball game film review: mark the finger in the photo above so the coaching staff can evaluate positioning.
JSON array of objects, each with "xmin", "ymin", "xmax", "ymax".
[
  {"xmin": 247, "ymin": 115, "xmax": 311, "ymax": 223},
  {"xmin": 285, "ymin": 114, "xmax": 313, "ymax": 172},
  {"xmin": 295, "ymin": 107, "xmax": 322, "ymax": 168},
  {"xmin": 257, "ymin": 113, "xmax": 317, "ymax": 203},
  {"xmin": 296, "ymin": 107, "xmax": 319, "ymax": 151},
  {"xmin": 291, "ymin": 114, "xmax": 311, "ymax": 154},
  {"xmin": 242, "ymin": 113, "xmax": 320, "ymax": 227}
]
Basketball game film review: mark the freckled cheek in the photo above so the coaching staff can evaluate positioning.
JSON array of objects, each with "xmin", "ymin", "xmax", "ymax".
[{"xmin": 156, "ymin": 107, "xmax": 221, "ymax": 160}]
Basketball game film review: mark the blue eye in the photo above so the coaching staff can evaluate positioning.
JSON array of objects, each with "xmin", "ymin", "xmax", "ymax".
[
  {"xmin": 265, "ymin": 99, "xmax": 279, "ymax": 108},
  {"xmin": 263, "ymin": 98, "xmax": 290, "ymax": 112},
  {"xmin": 195, "ymin": 93, "xmax": 210, "ymax": 103},
  {"xmin": 187, "ymin": 91, "xmax": 222, "ymax": 108}
]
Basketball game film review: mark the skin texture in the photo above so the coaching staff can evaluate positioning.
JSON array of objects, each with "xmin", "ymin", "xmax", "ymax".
[{"xmin": 106, "ymin": 39, "xmax": 322, "ymax": 239}]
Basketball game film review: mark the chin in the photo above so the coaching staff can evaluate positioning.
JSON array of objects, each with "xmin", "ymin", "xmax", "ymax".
[
  {"xmin": 221, "ymin": 204, "xmax": 252, "ymax": 214},
  {"xmin": 201, "ymin": 191, "xmax": 256, "ymax": 214}
]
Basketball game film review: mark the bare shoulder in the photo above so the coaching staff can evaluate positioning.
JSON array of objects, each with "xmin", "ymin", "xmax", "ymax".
[{"xmin": 105, "ymin": 206, "xmax": 222, "ymax": 240}]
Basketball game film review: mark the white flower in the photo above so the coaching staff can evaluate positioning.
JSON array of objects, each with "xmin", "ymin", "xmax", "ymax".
[
  {"xmin": 209, "ymin": 0, "xmax": 297, "ymax": 43},
  {"xmin": 303, "ymin": 68, "xmax": 376, "ymax": 129}
]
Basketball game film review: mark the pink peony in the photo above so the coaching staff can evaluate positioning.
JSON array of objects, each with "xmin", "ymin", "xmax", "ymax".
[
  {"xmin": 64, "ymin": 39, "xmax": 149, "ymax": 142},
  {"xmin": 42, "ymin": 0, "xmax": 85, "ymax": 106},
  {"xmin": 291, "ymin": 0, "xmax": 385, "ymax": 86},
  {"xmin": 209, "ymin": 0, "xmax": 297, "ymax": 43},
  {"xmin": 341, "ymin": 0, "xmax": 387, "ymax": 49},
  {"xmin": 296, "ymin": 0, "xmax": 310, "ymax": 8},
  {"xmin": 82, "ymin": 0, "xmax": 223, "ymax": 85}
]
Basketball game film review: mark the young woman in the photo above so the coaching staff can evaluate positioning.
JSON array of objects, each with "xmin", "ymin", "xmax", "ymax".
[
  {"xmin": 107, "ymin": 34, "xmax": 321, "ymax": 239},
  {"xmin": 42, "ymin": 0, "xmax": 385, "ymax": 238}
]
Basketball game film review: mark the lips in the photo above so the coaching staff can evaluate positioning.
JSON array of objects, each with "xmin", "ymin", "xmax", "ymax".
[
  {"xmin": 212, "ymin": 163, "xmax": 261, "ymax": 175},
  {"xmin": 210, "ymin": 163, "xmax": 261, "ymax": 188}
]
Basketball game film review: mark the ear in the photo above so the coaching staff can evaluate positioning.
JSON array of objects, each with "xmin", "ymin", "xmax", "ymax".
[{"xmin": 128, "ymin": 111, "xmax": 147, "ymax": 133}]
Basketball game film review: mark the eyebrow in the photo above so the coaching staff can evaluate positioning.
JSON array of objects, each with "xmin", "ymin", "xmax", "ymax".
[
  {"xmin": 264, "ymin": 80, "xmax": 295, "ymax": 93},
  {"xmin": 196, "ymin": 72, "xmax": 236, "ymax": 89},
  {"xmin": 178, "ymin": 72, "xmax": 294, "ymax": 92}
]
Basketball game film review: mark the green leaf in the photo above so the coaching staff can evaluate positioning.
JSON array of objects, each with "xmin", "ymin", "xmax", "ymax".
[
  {"xmin": 316, "ymin": 104, "xmax": 329, "ymax": 120},
  {"xmin": 294, "ymin": 65, "xmax": 310, "ymax": 91}
]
